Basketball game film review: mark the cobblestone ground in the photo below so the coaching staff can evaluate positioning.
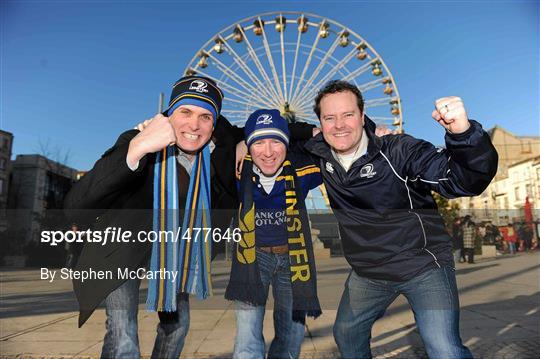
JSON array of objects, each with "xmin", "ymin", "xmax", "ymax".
[
  {"xmin": 1, "ymin": 337, "xmax": 539, "ymax": 358},
  {"xmin": 5, "ymin": 339, "xmax": 540, "ymax": 359},
  {"xmin": 2, "ymin": 253, "xmax": 539, "ymax": 358},
  {"xmin": 2, "ymin": 325, "xmax": 538, "ymax": 358}
]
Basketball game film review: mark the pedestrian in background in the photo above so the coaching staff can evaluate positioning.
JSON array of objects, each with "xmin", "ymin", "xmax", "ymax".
[
  {"xmin": 521, "ymin": 224, "xmax": 533, "ymax": 252},
  {"xmin": 484, "ymin": 223, "xmax": 500, "ymax": 246},
  {"xmin": 452, "ymin": 217, "xmax": 465, "ymax": 263},
  {"xmin": 504, "ymin": 223, "xmax": 517, "ymax": 255},
  {"xmin": 462, "ymin": 215, "xmax": 476, "ymax": 264},
  {"xmin": 65, "ymin": 223, "xmax": 84, "ymax": 269}
]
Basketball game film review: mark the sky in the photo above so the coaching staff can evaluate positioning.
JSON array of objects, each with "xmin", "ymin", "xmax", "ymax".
[{"xmin": 1, "ymin": 0, "xmax": 539, "ymax": 171}]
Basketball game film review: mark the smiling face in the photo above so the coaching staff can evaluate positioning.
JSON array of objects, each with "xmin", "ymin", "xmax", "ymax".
[
  {"xmin": 249, "ymin": 138, "xmax": 287, "ymax": 177},
  {"xmin": 169, "ymin": 104, "xmax": 214, "ymax": 154},
  {"xmin": 319, "ymin": 90, "xmax": 365, "ymax": 155}
]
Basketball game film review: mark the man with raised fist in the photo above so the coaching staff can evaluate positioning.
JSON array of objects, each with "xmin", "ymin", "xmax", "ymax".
[
  {"xmin": 64, "ymin": 76, "xmax": 242, "ymax": 358},
  {"xmin": 300, "ymin": 80, "xmax": 497, "ymax": 358}
]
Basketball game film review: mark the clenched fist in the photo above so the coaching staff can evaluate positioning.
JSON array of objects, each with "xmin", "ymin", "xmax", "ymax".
[
  {"xmin": 432, "ymin": 96, "xmax": 470, "ymax": 134},
  {"xmin": 375, "ymin": 125, "xmax": 398, "ymax": 137},
  {"xmin": 127, "ymin": 114, "xmax": 177, "ymax": 168}
]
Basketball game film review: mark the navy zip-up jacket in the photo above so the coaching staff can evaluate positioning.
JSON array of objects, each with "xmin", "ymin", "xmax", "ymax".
[{"xmin": 302, "ymin": 117, "xmax": 498, "ymax": 281}]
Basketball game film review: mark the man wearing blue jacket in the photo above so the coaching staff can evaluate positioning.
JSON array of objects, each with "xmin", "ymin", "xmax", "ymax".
[{"xmin": 302, "ymin": 80, "xmax": 498, "ymax": 358}]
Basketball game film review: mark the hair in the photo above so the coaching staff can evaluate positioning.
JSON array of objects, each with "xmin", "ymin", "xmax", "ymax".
[
  {"xmin": 463, "ymin": 215, "xmax": 475, "ymax": 226},
  {"xmin": 313, "ymin": 80, "xmax": 365, "ymax": 119}
]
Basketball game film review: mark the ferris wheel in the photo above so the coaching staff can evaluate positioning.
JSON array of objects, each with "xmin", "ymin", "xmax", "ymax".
[{"xmin": 184, "ymin": 11, "xmax": 403, "ymax": 132}]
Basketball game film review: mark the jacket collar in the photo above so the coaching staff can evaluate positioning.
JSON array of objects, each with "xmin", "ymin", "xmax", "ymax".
[{"xmin": 305, "ymin": 115, "xmax": 383, "ymax": 164}]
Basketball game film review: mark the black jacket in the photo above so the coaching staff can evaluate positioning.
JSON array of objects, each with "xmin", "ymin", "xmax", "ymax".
[
  {"xmin": 303, "ymin": 117, "xmax": 498, "ymax": 281},
  {"xmin": 63, "ymin": 117, "xmax": 314, "ymax": 327}
]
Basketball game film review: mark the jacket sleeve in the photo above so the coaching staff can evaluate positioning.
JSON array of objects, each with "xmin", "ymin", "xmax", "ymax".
[
  {"xmin": 402, "ymin": 120, "xmax": 498, "ymax": 198},
  {"xmin": 289, "ymin": 139, "xmax": 322, "ymax": 191},
  {"xmin": 213, "ymin": 115, "xmax": 244, "ymax": 144},
  {"xmin": 289, "ymin": 121, "xmax": 316, "ymax": 141},
  {"xmin": 63, "ymin": 130, "xmax": 148, "ymax": 216}
]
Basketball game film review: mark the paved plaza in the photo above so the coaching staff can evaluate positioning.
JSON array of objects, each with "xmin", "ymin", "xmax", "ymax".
[{"xmin": 1, "ymin": 252, "xmax": 539, "ymax": 358}]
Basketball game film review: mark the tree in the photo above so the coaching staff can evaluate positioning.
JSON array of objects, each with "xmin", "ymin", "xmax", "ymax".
[{"xmin": 432, "ymin": 192, "xmax": 460, "ymax": 233}]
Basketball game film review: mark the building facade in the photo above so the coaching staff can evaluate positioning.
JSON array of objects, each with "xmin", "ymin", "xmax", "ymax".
[
  {"xmin": 452, "ymin": 126, "xmax": 540, "ymax": 224},
  {"xmin": 7, "ymin": 155, "xmax": 78, "ymax": 243},
  {"xmin": 0, "ymin": 130, "xmax": 14, "ymax": 232}
]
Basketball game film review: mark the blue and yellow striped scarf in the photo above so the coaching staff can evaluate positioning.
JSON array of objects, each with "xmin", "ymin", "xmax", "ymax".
[{"xmin": 146, "ymin": 145, "xmax": 213, "ymax": 311}]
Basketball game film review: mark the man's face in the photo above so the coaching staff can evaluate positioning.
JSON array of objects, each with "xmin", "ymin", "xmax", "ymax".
[
  {"xmin": 250, "ymin": 138, "xmax": 287, "ymax": 177},
  {"xmin": 319, "ymin": 91, "xmax": 364, "ymax": 155},
  {"xmin": 169, "ymin": 104, "xmax": 214, "ymax": 154}
]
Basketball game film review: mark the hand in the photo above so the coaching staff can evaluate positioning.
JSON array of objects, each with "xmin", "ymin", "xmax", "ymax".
[
  {"xmin": 235, "ymin": 141, "xmax": 248, "ymax": 178},
  {"xmin": 375, "ymin": 125, "xmax": 397, "ymax": 137},
  {"xmin": 127, "ymin": 114, "xmax": 177, "ymax": 167},
  {"xmin": 432, "ymin": 96, "xmax": 470, "ymax": 134},
  {"xmin": 134, "ymin": 118, "xmax": 153, "ymax": 131}
]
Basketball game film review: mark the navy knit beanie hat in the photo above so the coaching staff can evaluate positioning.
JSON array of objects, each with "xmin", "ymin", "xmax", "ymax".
[
  {"xmin": 164, "ymin": 76, "xmax": 224, "ymax": 123},
  {"xmin": 244, "ymin": 109, "xmax": 290, "ymax": 148}
]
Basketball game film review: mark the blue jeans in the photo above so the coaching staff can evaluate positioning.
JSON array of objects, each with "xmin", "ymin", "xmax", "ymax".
[
  {"xmin": 101, "ymin": 278, "xmax": 190, "ymax": 359},
  {"xmin": 334, "ymin": 266, "xmax": 473, "ymax": 359},
  {"xmin": 453, "ymin": 248, "xmax": 462, "ymax": 263},
  {"xmin": 233, "ymin": 249, "xmax": 305, "ymax": 359}
]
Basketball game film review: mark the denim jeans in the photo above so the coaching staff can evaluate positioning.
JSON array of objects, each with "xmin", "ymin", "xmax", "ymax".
[
  {"xmin": 101, "ymin": 278, "xmax": 190, "ymax": 359},
  {"xmin": 453, "ymin": 249, "xmax": 462, "ymax": 263},
  {"xmin": 233, "ymin": 249, "xmax": 305, "ymax": 359},
  {"xmin": 507, "ymin": 241, "xmax": 516, "ymax": 254},
  {"xmin": 334, "ymin": 266, "xmax": 473, "ymax": 359}
]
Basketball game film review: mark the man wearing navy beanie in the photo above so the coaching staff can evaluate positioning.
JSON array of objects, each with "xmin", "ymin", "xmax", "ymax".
[
  {"xmin": 227, "ymin": 109, "xmax": 322, "ymax": 358},
  {"xmin": 65, "ymin": 76, "xmax": 243, "ymax": 358}
]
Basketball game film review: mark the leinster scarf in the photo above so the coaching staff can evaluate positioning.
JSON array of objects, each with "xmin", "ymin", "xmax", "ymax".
[
  {"xmin": 146, "ymin": 145, "xmax": 213, "ymax": 312},
  {"xmin": 225, "ymin": 155, "xmax": 322, "ymax": 323}
]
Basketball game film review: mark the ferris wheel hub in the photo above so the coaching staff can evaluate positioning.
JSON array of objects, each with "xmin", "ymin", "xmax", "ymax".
[{"xmin": 280, "ymin": 102, "xmax": 296, "ymax": 123}]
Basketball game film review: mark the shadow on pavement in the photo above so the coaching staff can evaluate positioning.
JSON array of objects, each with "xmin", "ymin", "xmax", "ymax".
[
  {"xmin": 1, "ymin": 261, "xmax": 538, "ymax": 320},
  {"xmin": 305, "ymin": 291, "xmax": 540, "ymax": 358},
  {"xmin": 0, "ymin": 290, "xmax": 78, "ymax": 318},
  {"xmin": 455, "ymin": 263, "xmax": 499, "ymax": 276}
]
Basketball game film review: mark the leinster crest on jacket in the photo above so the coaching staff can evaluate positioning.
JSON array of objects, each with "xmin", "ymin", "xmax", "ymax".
[{"xmin": 360, "ymin": 163, "xmax": 377, "ymax": 178}]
